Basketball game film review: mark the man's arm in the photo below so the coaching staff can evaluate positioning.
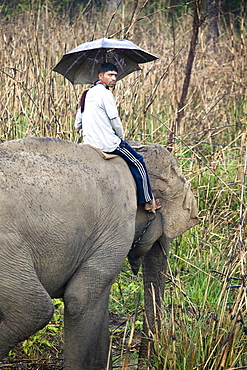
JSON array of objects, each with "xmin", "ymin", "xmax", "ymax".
[
  {"xmin": 110, "ymin": 116, "xmax": 124, "ymax": 140},
  {"xmin": 74, "ymin": 108, "xmax": 82, "ymax": 130},
  {"xmin": 102, "ymin": 90, "xmax": 124, "ymax": 139}
]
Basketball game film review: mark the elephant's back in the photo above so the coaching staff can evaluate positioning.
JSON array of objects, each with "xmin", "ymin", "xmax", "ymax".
[
  {"xmin": 0, "ymin": 137, "xmax": 136, "ymax": 218},
  {"xmin": 0, "ymin": 137, "xmax": 110, "ymax": 172},
  {"xmin": 0, "ymin": 136, "xmax": 128, "ymax": 183}
]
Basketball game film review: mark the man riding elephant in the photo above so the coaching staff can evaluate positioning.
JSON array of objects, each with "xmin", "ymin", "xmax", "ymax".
[{"xmin": 75, "ymin": 62, "xmax": 161, "ymax": 213}]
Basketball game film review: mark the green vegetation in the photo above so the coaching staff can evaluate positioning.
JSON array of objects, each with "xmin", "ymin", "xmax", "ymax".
[{"xmin": 0, "ymin": 0, "xmax": 246, "ymax": 369}]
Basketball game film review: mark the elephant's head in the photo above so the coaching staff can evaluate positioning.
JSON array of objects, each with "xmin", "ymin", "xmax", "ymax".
[{"xmin": 128, "ymin": 143, "xmax": 199, "ymax": 274}]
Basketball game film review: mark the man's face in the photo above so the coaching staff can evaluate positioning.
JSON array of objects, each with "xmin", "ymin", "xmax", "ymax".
[{"xmin": 98, "ymin": 70, "xmax": 118, "ymax": 88}]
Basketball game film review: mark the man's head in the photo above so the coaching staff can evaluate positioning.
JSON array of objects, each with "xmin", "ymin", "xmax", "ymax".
[{"xmin": 98, "ymin": 63, "xmax": 118, "ymax": 88}]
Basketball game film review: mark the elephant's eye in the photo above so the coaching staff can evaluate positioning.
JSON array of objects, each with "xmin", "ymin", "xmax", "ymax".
[{"xmin": 153, "ymin": 179, "xmax": 169, "ymax": 197}]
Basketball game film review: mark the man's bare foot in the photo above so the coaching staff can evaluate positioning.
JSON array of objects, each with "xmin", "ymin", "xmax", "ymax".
[
  {"xmin": 144, "ymin": 198, "xmax": 161, "ymax": 213},
  {"xmin": 155, "ymin": 198, "xmax": 162, "ymax": 209}
]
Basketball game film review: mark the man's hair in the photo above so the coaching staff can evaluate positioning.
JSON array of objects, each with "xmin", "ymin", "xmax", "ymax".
[{"xmin": 98, "ymin": 63, "xmax": 118, "ymax": 74}]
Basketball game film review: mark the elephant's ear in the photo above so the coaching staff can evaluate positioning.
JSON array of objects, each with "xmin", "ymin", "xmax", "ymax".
[
  {"xmin": 141, "ymin": 145, "xmax": 200, "ymax": 239},
  {"xmin": 164, "ymin": 166, "xmax": 199, "ymax": 239},
  {"xmin": 158, "ymin": 160, "xmax": 199, "ymax": 239}
]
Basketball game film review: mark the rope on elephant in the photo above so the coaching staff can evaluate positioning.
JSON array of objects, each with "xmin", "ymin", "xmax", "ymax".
[{"xmin": 131, "ymin": 213, "xmax": 156, "ymax": 250}]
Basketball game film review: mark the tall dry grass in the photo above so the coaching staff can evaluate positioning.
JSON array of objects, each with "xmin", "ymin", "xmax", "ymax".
[
  {"xmin": 0, "ymin": 3, "xmax": 246, "ymax": 142},
  {"xmin": 0, "ymin": 1, "xmax": 246, "ymax": 369},
  {"xmin": 1, "ymin": 3, "xmax": 245, "ymax": 146}
]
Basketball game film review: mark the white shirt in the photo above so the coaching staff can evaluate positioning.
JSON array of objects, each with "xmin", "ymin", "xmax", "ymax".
[{"xmin": 74, "ymin": 84, "xmax": 124, "ymax": 152}]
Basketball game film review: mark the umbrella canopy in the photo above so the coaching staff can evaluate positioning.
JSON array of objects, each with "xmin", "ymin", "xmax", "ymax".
[{"xmin": 53, "ymin": 38, "xmax": 158, "ymax": 84}]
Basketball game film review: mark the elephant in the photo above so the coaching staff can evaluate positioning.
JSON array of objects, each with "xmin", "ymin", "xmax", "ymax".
[{"xmin": 0, "ymin": 137, "xmax": 199, "ymax": 369}]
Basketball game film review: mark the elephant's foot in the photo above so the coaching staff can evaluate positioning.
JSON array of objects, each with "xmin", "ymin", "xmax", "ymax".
[{"xmin": 144, "ymin": 198, "xmax": 161, "ymax": 213}]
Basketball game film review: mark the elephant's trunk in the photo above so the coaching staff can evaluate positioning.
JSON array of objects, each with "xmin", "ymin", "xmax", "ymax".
[{"xmin": 138, "ymin": 234, "xmax": 170, "ymax": 364}]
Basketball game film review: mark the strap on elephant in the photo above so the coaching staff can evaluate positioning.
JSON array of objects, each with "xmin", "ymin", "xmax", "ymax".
[
  {"xmin": 131, "ymin": 213, "xmax": 156, "ymax": 250},
  {"xmin": 80, "ymin": 144, "xmax": 118, "ymax": 160}
]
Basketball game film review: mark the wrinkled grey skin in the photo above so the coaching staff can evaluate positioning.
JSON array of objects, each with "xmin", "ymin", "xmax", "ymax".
[{"xmin": 0, "ymin": 137, "xmax": 199, "ymax": 370}]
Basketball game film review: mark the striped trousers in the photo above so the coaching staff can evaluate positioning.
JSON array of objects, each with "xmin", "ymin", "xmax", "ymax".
[{"xmin": 110, "ymin": 140, "xmax": 153, "ymax": 204}]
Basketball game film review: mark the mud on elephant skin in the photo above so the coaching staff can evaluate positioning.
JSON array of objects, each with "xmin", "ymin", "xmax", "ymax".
[{"xmin": 0, "ymin": 137, "xmax": 199, "ymax": 370}]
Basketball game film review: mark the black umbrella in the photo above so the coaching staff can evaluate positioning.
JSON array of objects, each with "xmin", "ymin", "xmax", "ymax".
[{"xmin": 53, "ymin": 37, "xmax": 158, "ymax": 84}]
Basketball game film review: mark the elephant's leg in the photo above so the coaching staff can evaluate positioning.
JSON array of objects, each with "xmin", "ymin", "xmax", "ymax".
[
  {"xmin": 63, "ymin": 263, "xmax": 117, "ymax": 370},
  {"xmin": 0, "ymin": 248, "xmax": 54, "ymax": 360}
]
